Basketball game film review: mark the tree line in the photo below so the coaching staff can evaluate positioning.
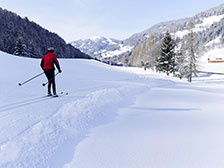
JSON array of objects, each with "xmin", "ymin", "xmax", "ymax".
[
  {"xmin": 0, "ymin": 8, "xmax": 90, "ymax": 59},
  {"xmin": 131, "ymin": 24, "xmax": 199, "ymax": 82}
]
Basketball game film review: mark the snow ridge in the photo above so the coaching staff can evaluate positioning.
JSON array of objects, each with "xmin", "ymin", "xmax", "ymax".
[{"xmin": 0, "ymin": 86, "xmax": 145, "ymax": 168}]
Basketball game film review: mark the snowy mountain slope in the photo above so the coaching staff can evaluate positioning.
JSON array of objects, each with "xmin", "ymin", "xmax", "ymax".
[
  {"xmin": 1, "ymin": 51, "xmax": 224, "ymax": 167},
  {"xmin": 0, "ymin": 8, "xmax": 90, "ymax": 59},
  {"xmin": 130, "ymin": 3, "xmax": 224, "ymax": 64},
  {"xmin": 70, "ymin": 36, "xmax": 122, "ymax": 58},
  {"xmin": 128, "ymin": 4, "xmax": 224, "ymax": 48},
  {"xmin": 72, "ymin": 4, "xmax": 224, "ymax": 65},
  {"xmin": 125, "ymin": 3, "xmax": 224, "ymax": 48},
  {"xmin": 70, "ymin": 17, "xmax": 189, "ymax": 63}
]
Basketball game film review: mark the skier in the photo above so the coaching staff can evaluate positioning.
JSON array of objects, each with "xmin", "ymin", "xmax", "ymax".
[{"xmin": 40, "ymin": 47, "xmax": 62, "ymax": 96}]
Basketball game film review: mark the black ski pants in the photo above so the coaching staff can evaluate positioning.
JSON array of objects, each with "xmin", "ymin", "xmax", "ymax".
[{"xmin": 44, "ymin": 69, "xmax": 56, "ymax": 94}]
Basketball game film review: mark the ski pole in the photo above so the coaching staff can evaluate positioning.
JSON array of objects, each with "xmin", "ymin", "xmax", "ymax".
[
  {"xmin": 42, "ymin": 72, "xmax": 60, "ymax": 86},
  {"xmin": 18, "ymin": 72, "xmax": 45, "ymax": 86}
]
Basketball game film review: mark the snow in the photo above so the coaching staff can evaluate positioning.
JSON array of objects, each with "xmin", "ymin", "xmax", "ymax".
[
  {"xmin": 174, "ymin": 29, "xmax": 189, "ymax": 39},
  {"xmin": 201, "ymin": 47, "xmax": 224, "ymax": 62},
  {"xmin": 101, "ymin": 44, "xmax": 133, "ymax": 58},
  {"xmin": 89, "ymin": 36, "xmax": 102, "ymax": 41},
  {"xmin": 0, "ymin": 50, "xmax": 224, "ymax": 168},
  {"xmin": 203, "ymin": 36, "xmax": 224, "ymax": 63},
  {"xmin": 106, "ymin": 38, "xmax": 117, "ymax": 45},
  {"xmin": 175, "ymin": 14, "xmax": 224, "ymax": 39},
  {"xmin": 205, "ymin": 35, "xmax": 222, "ymax": 47},
  {"xmin": 196, "ymin": 14, "xmax": 224, "ymax": 28},
  {"xmin": 194, "ymin": 14, "xmax": 224, "ymax": 33}
]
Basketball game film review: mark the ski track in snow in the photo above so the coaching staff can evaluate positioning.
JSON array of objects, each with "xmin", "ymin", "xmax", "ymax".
[
  {"xmin": 1, "ymin": 51, "xmax": 224, "ymax": 167},
  {"xmin": 0, "ymin": 66, "xmax": 173, "ymax": 168},
  {"xmin": 0, "ymin": 84, "xmax": 147, "ymax": 168},
  {"xmin": 0, "ymin": 70, "xmax": 219, "ymax": 168}
]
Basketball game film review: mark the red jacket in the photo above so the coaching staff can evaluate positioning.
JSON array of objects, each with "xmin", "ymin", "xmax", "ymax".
[{"xmin": 41, "ymin": 52, "xmax": 61, "ymax": 70}]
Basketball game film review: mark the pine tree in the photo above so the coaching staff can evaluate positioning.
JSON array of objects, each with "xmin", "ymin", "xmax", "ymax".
[
  {"xmin": 14, "ymin": 36, "xmax": 26, "ymax": 56},
  {"xmin": 185, "ymin": 30, "xmax": 199, "ymax": 82},
  {"xmin": 156, "ymin": 31, "xmax": 176, "ymax": 75},
  {"xmin": 28, "ymin": 40, "xmax": 36, "ymax": 58},
  {"xmin": 176, "ymin": 42, "xmax": 187, "ymax": 79}
]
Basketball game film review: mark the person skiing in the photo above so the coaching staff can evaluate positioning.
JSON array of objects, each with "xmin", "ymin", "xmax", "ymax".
[{"xmin": 40, "ymin": 47, "xmax": 62, "ymax": 96}]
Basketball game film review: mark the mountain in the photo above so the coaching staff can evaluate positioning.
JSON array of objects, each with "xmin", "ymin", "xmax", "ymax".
[
  {"xmin": 125, "ymin": 3, "xmax": 224, "ymax": 66},
  {"xmin": 130, "ymin": 3, "xmax": 224, "ymax": 66},
  {"xmin": 71, "ymin": 36, "xmax": 134, "ymax": 64},
  {"xmin": 71, "ymin": 3, "xmax": 224, "ymax": 65},
  {"xmin": 71, "ymin": 36, "xmax": 121, "ymax": 58},
  {"xmin": 0, "ymin": 8, "xmax": 91, "ymax": 59},
  {"xmin": 70, "ymin": 36, "xmax": 134, "ymax": 65},
  {"xmin": 70, "ymin": 18, "xmax": 190, "ymax": 64}
]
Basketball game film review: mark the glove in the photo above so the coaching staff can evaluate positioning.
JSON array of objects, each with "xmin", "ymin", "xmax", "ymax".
[{"xmin": 58, "ymin": 69, "xmax": 62, "ymax": 73}]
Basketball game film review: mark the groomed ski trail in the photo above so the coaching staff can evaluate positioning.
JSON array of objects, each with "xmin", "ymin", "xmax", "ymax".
[{"xmin": 0, "ymin": 85, "xmax": 147, "ymax": 168}]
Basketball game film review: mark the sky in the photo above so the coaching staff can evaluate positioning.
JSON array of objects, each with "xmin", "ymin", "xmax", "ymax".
[{"xmin": 0, "ymin": 0, "xmax": 223, "ymax": 42}]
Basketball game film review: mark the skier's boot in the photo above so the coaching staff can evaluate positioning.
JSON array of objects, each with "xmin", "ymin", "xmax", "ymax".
[
  {"xmin": 48, "ymin": 91, "xmax": 52, "ymax": 96},
  {"xmin": 53, "ymin": 92, "xmax": 58, "ymax": 97}
]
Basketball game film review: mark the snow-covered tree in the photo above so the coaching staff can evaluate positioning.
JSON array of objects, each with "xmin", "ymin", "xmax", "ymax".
[
  {"xmin": 0, "ymin": 8, "xmax": 90, "ymax": 59},
  {"xmin": 156, "ymin": 31, "xmax": 176, "ymax": 75},
  {"xmin": 145, "ymin": 34, "xmax": 160, "ymax": 70},
  {"xmin": 27, "ymin": 40, "xmax": 37, "ymax": 58},
  {"xmin": 185, "ymin": 29, "xmax": 199, "ymax": 82},
  {"xmin": 14, "ymin": 36, "xmax": 26, "ymax": 56},
  {"xmin": 175, "ymin": 42, "xmax": 187, "ymax": 79}
]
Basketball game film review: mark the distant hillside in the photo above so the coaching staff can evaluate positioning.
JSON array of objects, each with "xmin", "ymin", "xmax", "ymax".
[
  {"xmin": 0, "ymin": 8, "xmax": 91, "ymax": 59},
  {"xmin": 72, "ymin": 3, "xmax": 224, "ymax": 65},
  {"xmin": 71, "ymin": 36, "xmax": 121, "ymax": 58},
  {"xmin": 131, "ymin": 3, "xmax": 224, "ymax": 66}
]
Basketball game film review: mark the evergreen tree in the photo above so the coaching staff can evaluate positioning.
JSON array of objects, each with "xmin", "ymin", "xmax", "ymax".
[
  {"xmin": 156, "ymin": 31, "xmax": 176, "ymax": 75},
  {"xmin": 0, "ymin": 8, "xmax": 90, "ymax": 59},
  {"xmin": 28, "ymin": 40, "xmax": 36, "ymax": 58},
  {"xmin": 175, "ymin": 42, "xmax": 187, "ymax": 79},
  {"xmin": 185, "ymin": 30, "xmax": 199, "ymax": 82},
  {"xmin": 14, "ymin": 36, "xmax": 26, "ymax": 56}
]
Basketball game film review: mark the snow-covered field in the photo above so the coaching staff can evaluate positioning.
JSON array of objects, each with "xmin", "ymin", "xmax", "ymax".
[{"xmin": 0, "ymin": 51, "xmax": 224, "ymax": 168}]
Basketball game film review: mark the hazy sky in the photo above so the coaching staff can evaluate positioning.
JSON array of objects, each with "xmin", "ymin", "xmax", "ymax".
[{"xmin": 0, "ymin": 0, "xmax": 223, "ymax": 42}]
